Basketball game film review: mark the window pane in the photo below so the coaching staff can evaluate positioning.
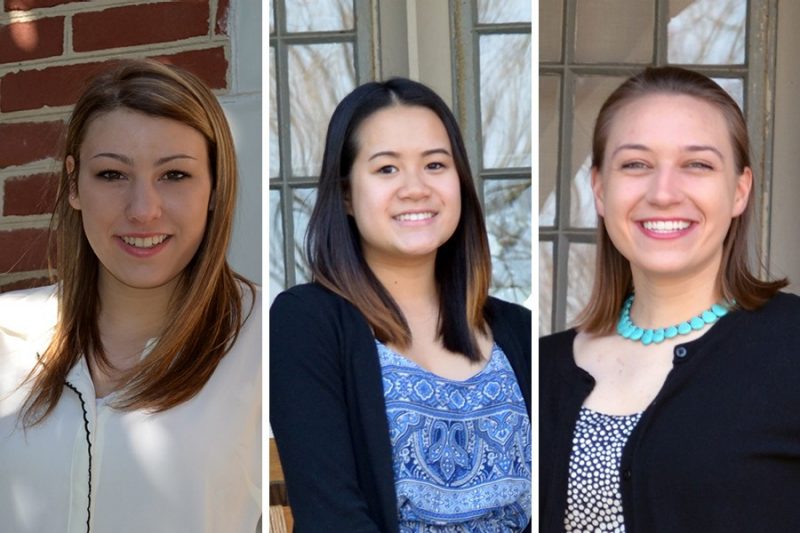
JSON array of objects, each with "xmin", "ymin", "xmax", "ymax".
[
  {"xmin": 668, "ymin": 0, "xmax": 746, "ymax": 65},
  {"xmin": 478, "ymin": 0, "xmax": 531, "ymax": 23},
  {"xmin": 293, "ymin": 188, "xmax": 317, "ymax": 284},
  {"xmin": 539, "ymin": 240, "xmax": 553, "ymax": 336},
  {"xmin": 480, "ymin": 33, "xmax": 531, "ymax": 169},
  {"xmin": 566, "ymin": 242, "xmax": 596, "ymax": 327},
  {"xmin": 485, "ymin": 179, "xmax": 531, "ymax": 304},
  {"xmin": 540, "ymin": 75, "xmax": 560, "ymax": 227},
  {"xmin": 285, "ymin": 0, "xmax": 354, "ymax": 32},
  {"xmin": 714, "ymin": 77, "xmax": 744, "ymax": 109},
  {"xmin": 270, "ymin": 46, "xmax": 279, "ymax": 178},
  {"xmin": 288, "ymin": 43, "xmax": 355, "ymax": 177},
  {"xmin": 270, "ymin": 1, "xmax": 275, "ymax": 34},
  {"xmin": 269, "ymin": 189, "xmax": 284, "ymax": 302},
  {"xmin": 570, "ymin": 76, "xmax": 626, "ymax": 228},
  {"xmin": 540, "ymin": 0, "xmax": 563, "ymax": 62},
  {"xmin": 575, "ymin": 0, "xmax": 655, "ymax": 64}
]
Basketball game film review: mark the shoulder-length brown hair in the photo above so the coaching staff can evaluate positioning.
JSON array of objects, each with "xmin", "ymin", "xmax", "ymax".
[
  {"xmin": 306, "ymin": 78, "xmax": 492, "ymax": 362},
  {"xmin": 22, "ymin": 59, "xmax": 253, "ymax": 427},
  {"xmin": 578, "ymin": 66, "xmax": 786, "ymax": 334}
]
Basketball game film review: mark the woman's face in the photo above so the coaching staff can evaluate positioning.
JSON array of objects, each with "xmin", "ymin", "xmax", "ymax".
[
  {"xmin": 68, "ymin": 109, "xmax": 213, "ymax": 292},
  {"xmin": 348, "ymin": 105, "xmax": 461, "ymax": 267},
  {"xmin": 592, "ymin": 94, "xmax": 752, "ymax": 283}
]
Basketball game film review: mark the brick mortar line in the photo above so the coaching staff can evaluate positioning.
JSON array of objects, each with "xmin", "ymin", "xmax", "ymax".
[
  {"xmin": 1, "ymin": 0, "xmax": 188, "ymax": 23},
  {"xmin": 0, "ymin": 269, "xmax": 52, "ymax": 284},
  {"xmin": 0, "ymin": 37, "xmax": 230, "ymax": 75},
  {"xmin": 0, "ymin": 159, "xmax": 61, "ymax": 178},
  {"xmin": 0, "ymin": 217, "xmax": 51, "ymax": 229},
  {"xmin": 63, "ymin": 12, "xmax": 73, "ymax": 57},
  {"xmin": 0, "ymin": 109, "xmax": 68, "ymax": 121}
]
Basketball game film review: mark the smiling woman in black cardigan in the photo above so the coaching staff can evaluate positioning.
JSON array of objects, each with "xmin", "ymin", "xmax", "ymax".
[
  {"xmin": 271, "ymin": 78, "xmax": 531, "ymax": 532},
  {"xmin": 539, "ymin": 66, "xmax": 800, "ymax": 533}
]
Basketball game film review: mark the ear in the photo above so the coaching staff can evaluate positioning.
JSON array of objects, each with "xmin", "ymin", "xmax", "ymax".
[
  {"xmin": 208, "ymin": 190, "xmax": 216, "ymax": 211},
  {"xmin": 732, "ymin": 167, "xmax": 752, "ymax": 217},
  {"xmin": 343, "ymin": 187, "xmax": 353, "ymax": 216},
  {"xmin": 66, "ymin": 156, "xmax": 81, "ymax": 210},
  {"xmin": 591, "ymin": 166, "xmax": 605, "ymax": 218}
]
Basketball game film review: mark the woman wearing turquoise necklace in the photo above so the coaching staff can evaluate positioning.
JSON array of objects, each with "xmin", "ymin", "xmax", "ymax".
[{"xmin": 540, "ymin": 66, "xmax": 800, "ymax": 532}]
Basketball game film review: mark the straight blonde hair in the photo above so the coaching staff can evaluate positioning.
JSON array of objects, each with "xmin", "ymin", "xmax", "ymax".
[{"xmin": 22, "ymin": 59, "xmax": 253, "ymax": 427}]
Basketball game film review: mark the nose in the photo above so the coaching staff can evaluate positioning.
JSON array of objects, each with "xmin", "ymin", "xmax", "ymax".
[
  {"xmin": 645, "ymin": 165, "xmax": 684, "ymax": 206},
  {"xmin": 397, "ymin": 168, "xmax": 431, "ymax": 200},
  {"xmin": 126, "ymin": 180, "xmax": 162, "ymax": 223}
]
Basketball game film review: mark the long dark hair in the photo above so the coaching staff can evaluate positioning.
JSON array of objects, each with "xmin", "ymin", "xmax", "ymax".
[{"xmin": 306, "ymin": 78, "xmax": 492, "ymax": 361}]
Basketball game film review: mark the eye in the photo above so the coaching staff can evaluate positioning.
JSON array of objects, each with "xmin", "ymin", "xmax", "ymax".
[
  {"xmin": 426, "ymin": 161, "xmax": 446, "ymax": 171},
  {"xmin": 686, "ymin": 161, "xmax": 714, "ymax": 171},
  {"xmin": 162, "ymin": 170, "xmax": 190, "ymax": 181},
  {"xmin": 376, "ymin": 165, "xmax": 397, "ymax": 175},
  {"xmin": 620, "ymin": 161, "xmax": 649, "ymax": 170},
  {"xmin": 96, "ymin": 170, "xmax": 124, "ymax": 181}
]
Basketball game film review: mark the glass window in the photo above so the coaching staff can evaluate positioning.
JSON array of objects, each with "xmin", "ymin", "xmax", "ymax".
[{"xmin": 269, "ymin": 0, "xmax": 365, "ymax": 300}]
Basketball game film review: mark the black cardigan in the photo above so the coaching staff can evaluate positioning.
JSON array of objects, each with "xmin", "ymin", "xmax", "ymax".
[
  {"xmin": 270, "ymin": 283, "xmax": 531, "ymax": 533},
  {"xmin": 539, "ymin": 292, "xmax": 800, "ymax": 533}
]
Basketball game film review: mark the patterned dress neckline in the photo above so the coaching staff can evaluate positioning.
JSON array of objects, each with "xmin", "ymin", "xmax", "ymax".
[{"xmin": 376, "ymin": 339, "xmax": 532, "ymax": 532}]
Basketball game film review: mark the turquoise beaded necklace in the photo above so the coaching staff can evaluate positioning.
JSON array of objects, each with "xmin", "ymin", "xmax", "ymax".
[{"xmin": 616, "ymin": 294, "xmax": 731, "ymax": 346}]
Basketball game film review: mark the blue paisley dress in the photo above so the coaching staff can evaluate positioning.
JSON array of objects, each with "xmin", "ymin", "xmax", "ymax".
[{"xmin": 377, "ymin": 340, "xmax": 531, "ymax": 532}]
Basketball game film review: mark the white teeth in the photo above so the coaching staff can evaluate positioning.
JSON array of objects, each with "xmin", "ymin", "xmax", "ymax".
[
  {"xmin": 642, "ymin": 220, "xmax": 691, "ymax": 232},
  {"xmin": 121, "ymin": 235, "xmax": 168, "ymax": 248},
  {"xmin": 395, "ymin": 212, "xmax": 435, "ymax": 222}
]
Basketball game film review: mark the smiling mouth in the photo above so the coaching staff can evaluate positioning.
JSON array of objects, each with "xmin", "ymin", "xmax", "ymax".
[
  {"xmin": 120, "ymin": 235, "xmax": 170, "ymax": 248},
  {"xmin": 641, "ymin": 220, "xmax": 692, "ymax": 233},
  {"xmin": 394, "ymin": 211, "xmax": 436, "ymax": 222}
]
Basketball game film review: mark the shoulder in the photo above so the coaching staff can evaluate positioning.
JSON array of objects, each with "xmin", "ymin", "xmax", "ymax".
[
  {"xmin": 271, "ymin": 282, "xmax": 345, "ymax": 310},
  {"xmin": 539, "ymin": 328, "xmax": 578, "ymax": 366},
  {"xmin": 540, "ymin": 328, "xmax": 578, "ymax": 352},
  {"xmin": 486, "ymin": 296, "xmax": 531, "ymax": 330},
  {"xmin": 728, "ymin": 291, "xmax": 800, "ymax": 342},
  {"xmin": 271, "ymin": 283, "xmax": 362, "ymax": 325},
  {"xmin": 757, "ymin": 291, "xmax": 800, "ymax": 315},
  {"xmin": 270, "ymin": 283, "xmax": 371, "ymax": 346},
  {"xmin": 0, "ymin": 284, "xmax": 58, "ymax": 341},
  {"xmin": 235, "ymin": 280, "xmax": 261, "ymax": 344},
  {"xmin": 238, "ymin": 280, "xmax": 261, "ymax": 325}
]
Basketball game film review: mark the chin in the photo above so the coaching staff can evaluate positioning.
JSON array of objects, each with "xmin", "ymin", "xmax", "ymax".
[{"xmin": 104, "ymin": 267, "xmax": 183, "ymax": 291}]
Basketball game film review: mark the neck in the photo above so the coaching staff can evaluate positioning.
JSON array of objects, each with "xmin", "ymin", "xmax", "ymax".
[
  {"xmin": 629, "ymin": 262, "xmax": 723, "ymax": 328},
  {"xmin": 365, "ymin": 253, "xmax": 439, "ymax": 316},
  {"xmin": 96, "ymin": 269, "xmax": 178, "ymax": 356}
]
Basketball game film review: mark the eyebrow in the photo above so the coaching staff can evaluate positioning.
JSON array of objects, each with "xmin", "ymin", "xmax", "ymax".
[
  {"xmin": 367, "ymin": 148, "xmax": 452, "ymax": 161},
  {"xmin": 611, "ymin": 143, "xmax": 725, "ymax": 161},
  {"xmin": 90, "ymin": 153, "xmax": 198, "ymax": 166}
]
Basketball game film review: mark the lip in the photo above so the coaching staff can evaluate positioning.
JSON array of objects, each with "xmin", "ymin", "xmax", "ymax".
[
  {"xmin": 637, "ymin": 218, "xmax": 695, "ymax": 239},
  {"xmin": 392, "ymin": 210, "xmax": 438, "ymax": 226},
  {"xmin": 115, "ymin": 233, "xmax": 172, "ymax": 258}
]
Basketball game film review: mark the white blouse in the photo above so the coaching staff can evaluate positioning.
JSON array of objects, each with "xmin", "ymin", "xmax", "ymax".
[{"xmin": 0, "ymin": 284, "xmax": 262, "ymax": 533}]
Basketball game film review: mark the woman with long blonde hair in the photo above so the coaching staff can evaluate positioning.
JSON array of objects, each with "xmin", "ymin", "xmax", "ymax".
[{"xmin": 0, "ymin": 59, "xmax": 261, "ymax": 532}]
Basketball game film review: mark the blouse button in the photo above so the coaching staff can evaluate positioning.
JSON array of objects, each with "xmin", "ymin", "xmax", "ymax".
[
  {"xmin": 622, "ymin": 469, "xmax": 632, "ymax": 480},
  {"xmin": 674, "ymin": 346, "xmax": 688, "ymax": 359}
]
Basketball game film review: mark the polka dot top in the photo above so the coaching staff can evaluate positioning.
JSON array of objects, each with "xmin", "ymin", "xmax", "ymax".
[{"xmin": 564, "ymin": 407, "xmax": 642, "ymax": 532}]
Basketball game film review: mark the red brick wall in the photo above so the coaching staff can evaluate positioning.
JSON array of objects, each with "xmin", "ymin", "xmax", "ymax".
[{"xmin": 0, "ymin": 0, "xmax": 232, "ymax": 292}]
